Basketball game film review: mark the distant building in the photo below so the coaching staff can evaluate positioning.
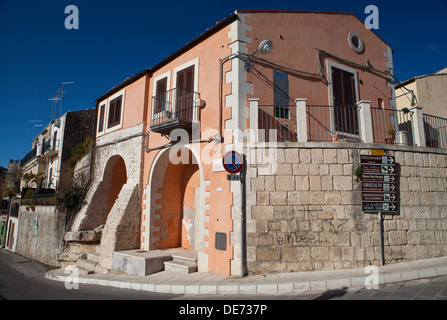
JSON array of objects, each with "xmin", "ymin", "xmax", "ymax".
[
  {"xmin": 13, "ymin": 109, "xmax": 94, "ymax": 263},
  {"xmin": 20, "ymin": 109, "xmax": 95, "ymax": 192},
  {"xmin": 396, "ymin": 68, "xmax": 447, "ymax": 148},
  {"xmin": 396, "ymin": 67, "xmax": 447, "ymax": 118}
]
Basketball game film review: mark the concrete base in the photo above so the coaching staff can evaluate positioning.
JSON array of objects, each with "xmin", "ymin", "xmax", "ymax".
[{"xmin": 112, "ymin": 250, "xmax": 173, "ymax": 276}]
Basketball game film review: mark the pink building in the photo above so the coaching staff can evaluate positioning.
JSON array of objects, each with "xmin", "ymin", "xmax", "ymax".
[{"xmin": 67, "ymin": 10, "xmax": 409, "ymax": 276}]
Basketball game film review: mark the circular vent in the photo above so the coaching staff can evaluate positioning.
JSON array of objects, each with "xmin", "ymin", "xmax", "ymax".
[{"xmin": 348, "ymin": 32, "xmax": 364, "ymax": 53}]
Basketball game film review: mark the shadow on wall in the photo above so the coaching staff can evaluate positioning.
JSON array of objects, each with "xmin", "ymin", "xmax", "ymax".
[{"xmin": 77, "ymin": 155, "xmax": 127, "ymax": 231}]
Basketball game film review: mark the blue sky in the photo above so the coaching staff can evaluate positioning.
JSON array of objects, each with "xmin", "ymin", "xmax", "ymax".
[{"xmin": 0, "ymin": 0, "xmax": 446, "ymax": 168}]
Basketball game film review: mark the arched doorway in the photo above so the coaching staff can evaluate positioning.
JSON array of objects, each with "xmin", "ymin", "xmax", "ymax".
[{"xmin": 152, "ymin": 148, "xmax": 201, "ymax": 251}]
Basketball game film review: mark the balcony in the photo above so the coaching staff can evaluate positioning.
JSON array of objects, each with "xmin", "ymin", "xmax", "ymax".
[
  {"xmin": 150, "ymin": 87, "xmax": 201, "ymax": 136},
  {"xmin": 250, "ymin": 98, "xmax": 446, "ymax": 149},
  {"xmin": 20, "ymin": 146, "xmax": 37, "ymax": 166},
  {"xmin": 41, "ymin": 138, "xmax": 60, "ymax": 157}
]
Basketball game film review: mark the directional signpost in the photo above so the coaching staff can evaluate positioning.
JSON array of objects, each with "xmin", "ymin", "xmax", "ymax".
[
  {"xmin": 361, "ymin": 154, "xmax": 399, "ymax": 266},
  {"xmin": 361, "ymin": 155, "xmax": 398, "ymax": 213}
]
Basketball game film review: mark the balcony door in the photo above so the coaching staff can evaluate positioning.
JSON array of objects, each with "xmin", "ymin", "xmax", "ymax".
[
  {"xmin": 331, "ymin": 67, "xmax": 359, "ymax": 137},
  {"xmin": 176, "ymin": 65, "xmax": 194, "ymax": 121}
]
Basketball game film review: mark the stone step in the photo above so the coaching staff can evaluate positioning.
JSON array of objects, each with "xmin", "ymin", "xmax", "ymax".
[
  {"xmin": 76, "ymin": 266, "xmax": 94, "ymax": 275},
  {"xmin": 87, "ymin": 251, "xmax": 100, "ymax": 263},
  {"xmin": 76, "ymin": 258, "xmax": 97, "ymax": 271},
  {"xmin": 171, "ymin": 252, "xmax": 197, "ymax": 263},
  {"xmin": 164, "ymin": 259, "xmax": 198, "ymax": 274}
]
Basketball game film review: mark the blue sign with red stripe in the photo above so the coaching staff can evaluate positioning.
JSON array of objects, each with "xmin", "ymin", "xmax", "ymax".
[{"xmin": 222, "ymin": 151, "xmax": 243, "ymax": 174}]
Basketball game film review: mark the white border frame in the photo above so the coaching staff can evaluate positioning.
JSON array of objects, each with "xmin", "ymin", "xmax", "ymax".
[{"xmin": 326, "ymin": 60, "xmax": 360, "ymax": 139}]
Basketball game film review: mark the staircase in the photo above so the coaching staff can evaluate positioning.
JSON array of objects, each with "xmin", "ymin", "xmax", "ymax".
[
  {"xmin": 163, "ymin": 251, "xmax": 198, "ymax": 274},
  {"xmin": 75, "ymin": 246, "xmax": 100, "ymax": 275}
]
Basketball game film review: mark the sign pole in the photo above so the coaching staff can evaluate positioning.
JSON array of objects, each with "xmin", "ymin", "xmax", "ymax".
[
  {"xmin": 240, "ymin": 154, "xmax": 247, "ymax": 276},
  {"xmin": 378, "ymin": 212, "xmax": 385, "ymax": 266}
]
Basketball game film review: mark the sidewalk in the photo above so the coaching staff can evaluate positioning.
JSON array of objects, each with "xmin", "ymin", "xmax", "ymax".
[{"xmin": 44, "ymin": 256, "xmax": 447, "ymax": 295}]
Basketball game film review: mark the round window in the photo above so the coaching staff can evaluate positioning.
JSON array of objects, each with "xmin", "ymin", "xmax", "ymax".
[{"xmin": 348, "ymin": 32, "xmax": 364, "ymax": 53}]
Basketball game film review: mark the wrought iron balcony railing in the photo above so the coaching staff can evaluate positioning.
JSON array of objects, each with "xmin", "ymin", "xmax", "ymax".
[{"xmin": 150, "ymin": 87, "xmax": 200, "ymax": 135}]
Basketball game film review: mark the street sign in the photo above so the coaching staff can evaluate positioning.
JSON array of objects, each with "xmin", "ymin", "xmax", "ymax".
[
  {"xmin": 227, "ymin": 174, "xmax": 240, "ymax": 181},
  {"xmin": 360, "ymin": 155, "xmax": 395, "ymax": 164},
  {"xmin": 362, "ymin": 192, "xmax": 397, "ymax": 202},
  {"xmin": 222, "ymin": 151, "xmax": 243, "ymax": 174},
  {"xmin": 362, "ymin": 174, "xmax": 396, "ymax": 182},
  {"xmin": 371, "ymin": 149, "xmax": 384, "ymax": 156},
  {"xmin": 361, "ymin": 155, "xmax": 398, "ymax": 213},
  {"xmin": 362, "ymin": 182, "xmax": 396, "ymax": 192},
  {"xmin": 363, "ymin": 202, "xmax": 397, "ymax": 212},
  {"xmin": 362, "ymin": 164, "xmax": 395, "ymax": 174}
]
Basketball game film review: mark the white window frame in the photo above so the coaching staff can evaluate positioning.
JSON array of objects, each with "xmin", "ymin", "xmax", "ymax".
[
  {"xmin": 151, "ymin": 71, "xmax": 171, "ymax": 120},
  {"xmin": 96, "ymin": 102, "xmax": 107, "ymax": 137},
  {"xmin": 326, "ymin": 60, "xmax": 360, "ymax": 139},
  {"xmin": 104, "ymin": 89, "xmax": 126, "ymax": 134}
]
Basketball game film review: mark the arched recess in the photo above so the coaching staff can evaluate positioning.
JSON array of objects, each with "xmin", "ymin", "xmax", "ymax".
[
  {"xmin": 147, "ymin": 146, "xmax": 203, "ymax": 251},
  {"xmin": 77, "ymin": 155, "xmax": 127, "ymax": 230}
]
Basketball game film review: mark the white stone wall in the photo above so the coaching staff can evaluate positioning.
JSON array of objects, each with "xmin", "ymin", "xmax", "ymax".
[
  {"xmin": 70, "ymin": 123, "xmax": 145, "ymax": 272},
  {"xmin": 16, "ymin": 205, "xmax": 65, "ymax": 267},
  {"xmin": 247, "ymin": 143, "xmax": 447, "ymax": 274}
]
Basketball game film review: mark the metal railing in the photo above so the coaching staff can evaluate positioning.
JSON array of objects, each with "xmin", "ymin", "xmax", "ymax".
[
  {"xmin": 20, "ymin": 146, "xmax": 37, "ymax": 166},
  {"xmin": 423, "ymin": 113, "xmax": 447, "ymax": 149},
  {"xmin": 42, "ymin": 138, "xmax": 60, "ymax": 155},
  {"xmin": 370, "ymin": 107, "xmax": 414, "ymax": 145},
  {"xmin": 258, "ymin": 105, "xmax": 297, "ymax": 142},
  {"xmin": 150, "ymin": 87, "xmax": 200, "ymax": 128},
  {"xmin": 306, "ymin": 105, "xmax": 360, "ymax": 142}
]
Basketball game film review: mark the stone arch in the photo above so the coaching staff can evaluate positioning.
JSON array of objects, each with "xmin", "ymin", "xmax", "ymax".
[
  {"xmin": 144, "ymin": 145, "xmax": 206, "ymax": 254},
  {"xmin": 76, "ymin": 155, "xmax": 127, "ymax": 230}
]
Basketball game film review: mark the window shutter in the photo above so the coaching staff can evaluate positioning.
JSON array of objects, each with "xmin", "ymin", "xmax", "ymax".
[
  {"xmin": 155, "ymin": 78, "xmax": 167, "ymax": 113},
  {"xmin": 108, "ymin": 95, "xmax": 122, "ymax": 128},
  {"xmin": 98, "ymin": 104, "xmax": 105, "ymax": 132}
]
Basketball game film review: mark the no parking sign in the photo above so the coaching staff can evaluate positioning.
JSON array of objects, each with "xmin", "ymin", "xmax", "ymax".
[{"xmin": 222, "ymin": 151, "xmax": 243, "ymax": 174}]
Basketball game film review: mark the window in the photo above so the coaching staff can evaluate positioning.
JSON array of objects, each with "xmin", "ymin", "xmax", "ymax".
[
  {"xmin": 98, "ymin": 103, "xmax": 105, "ymax": 133},
  {"xmin": 154, "ymin": 77, "xmax": 168, "ymax": 114},
  {"xmin": 97, "ymin": 89, "xmax": 125, "ymax": 135},
  {"xmin": 331, "ymin": 67, "xmax": 359, "ymax": 135},
  {"xmin": 348, "ymin": 32, "xmax": 364, "ymax": 53},
  {"xmin": 175, "ymin": 65, "xmax": 195, "ymax": 120},
  {"xmin": 108, "ymin": 95, "xmax": 122, "ymax": 128},
  {"xmin": 273, "ymin": 71, "xmax": 289, "ymax": 119}
]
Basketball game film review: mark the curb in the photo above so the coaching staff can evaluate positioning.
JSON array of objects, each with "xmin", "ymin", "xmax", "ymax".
[{"xmin": 44, "ymin": 256, "xmax": 447, "ymax": 295}]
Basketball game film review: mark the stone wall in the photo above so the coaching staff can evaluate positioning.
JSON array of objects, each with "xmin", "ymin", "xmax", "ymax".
[
  {"xmin": 15, "ymin": 205, "xmax": 65, "ymax": 267},
  {"xmin": 246, "ymin": 143, "xmax": 447, "ymax": 274},
  {"xmin": 70, "ymin": 123, "xmax": 144, "ymax": 272}
]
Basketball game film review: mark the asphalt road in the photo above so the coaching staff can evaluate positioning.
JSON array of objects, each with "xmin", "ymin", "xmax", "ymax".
[
  {"xmin": 1, "ymin": 249, "xmax": 447, "ymax": 302},
  {"xmin": 0, "ymin": 249, "xmax": 176, "ymax": 300}
]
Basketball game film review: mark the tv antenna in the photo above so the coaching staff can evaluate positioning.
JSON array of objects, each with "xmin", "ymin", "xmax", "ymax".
[
  {"xmin": 49, "ymin": 96, "xmax": 60, "ymax": 121},
  {"xmin": 59, "ymin": 81, "xmax": 75, "ymax": 117},
  {"xmin": 29, "ymin": 120, "xmax": 43, "ymax": 140}
]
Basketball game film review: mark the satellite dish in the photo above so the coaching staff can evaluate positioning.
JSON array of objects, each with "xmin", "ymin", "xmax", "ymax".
[{"xmin": 258, "ymin": 40, "xmax": 273, "ymax": 55}]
